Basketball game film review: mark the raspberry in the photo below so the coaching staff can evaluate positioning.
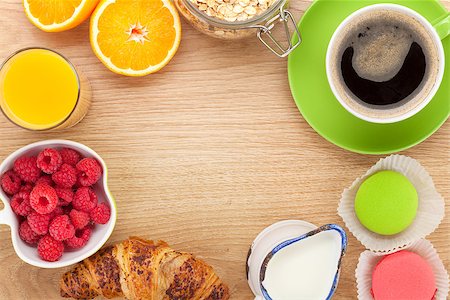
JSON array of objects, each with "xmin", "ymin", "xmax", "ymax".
[
  {"xmin": 90, "ymin": 203, "xmax": 111, "ymax": 224},
  {"xmin": 62, "ymin": 205, "xmax": 72, "ymax": 215},
  {"xmin": 65, "ymin": 226, "xmax": 91, "ymax": 249},
  {"xmin": 69, "ymin": 209, "xmax": 90, "ymax": 229},
  {"xmin": 20, "ymin": 183, "xmax": 33, "ymax": 193},
  {"xmin": 37, "ymin": 235, "xmax": 64, "ymax": 262},
  {"xmin": 52, "ymin": 164, "xmax": 77, "ymax": 188},
  {"xmin": 30, "ymin": 184, "xmax": 58, "ymax": 214},
  {"xmin": 73, "ymin": 187, "xmax": 97, "ymax": 212},
  {"xmin": 76, "ymin": 158, "xmax": 102, "ymax": 187},
  {"xmin": 59, "ymin": 148, "xmax": 81, "ymax": 166},
  {"xmin": 19, "ymin": 220, "xmax": 41, "ymax": 244},
  {"xmin": 27, "ymin": 211, "xmax": 51, "ymax": 235},
  {"xmin": 49, "ymin": 215, "xmax": 75, "ymax": 241},
  {"xmin": 1, "ymin": 170, "xmax": 21, "ymax": 195},
  {"xmin": 49, "ymin": 206, "xmax": 64, "ymax": 219},
  {"xmin": 13, "ymin": 156, "xmax": 41, "ymax": 183},
  {"xmin": 37, "ymin": 148, "xmax": 62, "ymax": 174},
  {"xmin": 55, "ymin": 187, "xmax": 74, "ymax": 206},
  {"xmin": 36, "ymin": 175, "xmax": 54, "ymax": 187},
  {"xmin": 10, "ymin": 191, "xmax": 32, "ymax": 216}
]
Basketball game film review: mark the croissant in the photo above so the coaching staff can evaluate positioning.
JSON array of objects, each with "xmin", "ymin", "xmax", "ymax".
[{"xmin": 60, "ymin": 236, "xmax": 230, "ymax": 299}]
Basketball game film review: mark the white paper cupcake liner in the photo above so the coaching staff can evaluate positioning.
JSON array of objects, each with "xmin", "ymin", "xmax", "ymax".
[
  {"xmin": 337, "ymin": 154, "xmax": 445, "ymax": 253},
  {"xmin": 356, "ymin": 239, "xmax": 449, "ymax": 300}
]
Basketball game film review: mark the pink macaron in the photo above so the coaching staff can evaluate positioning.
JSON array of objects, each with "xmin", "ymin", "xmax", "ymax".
[{"xmin": 371, "ymin": 250, "xmax": 436, "ymax": 300}]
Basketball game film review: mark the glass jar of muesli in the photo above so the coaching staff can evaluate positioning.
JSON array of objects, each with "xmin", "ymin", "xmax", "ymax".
[{"xmin": 174, "ymin": 0, "xmax": 301, "ymax": 57}]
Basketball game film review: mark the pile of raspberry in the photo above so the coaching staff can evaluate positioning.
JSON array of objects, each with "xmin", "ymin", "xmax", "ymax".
[{"xmin": 1, "ymin": 147, "xmax": 111, "ymax": 262}]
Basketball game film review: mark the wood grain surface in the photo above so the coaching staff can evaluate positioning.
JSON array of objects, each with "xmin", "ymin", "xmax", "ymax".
[{"xmin": 0, "ymin": 0, "xmax": 448, "ymax": 299}]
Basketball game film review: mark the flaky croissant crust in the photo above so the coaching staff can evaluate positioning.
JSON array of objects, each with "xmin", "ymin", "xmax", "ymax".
[{"xmin": 60, "ymin": 236, "xmax": 230, "ymax": 299}]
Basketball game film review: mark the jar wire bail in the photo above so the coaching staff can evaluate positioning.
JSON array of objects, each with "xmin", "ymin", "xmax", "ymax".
[{"xmin": 251, "ymin": 8, "xmax": 301, "ymax": 57}]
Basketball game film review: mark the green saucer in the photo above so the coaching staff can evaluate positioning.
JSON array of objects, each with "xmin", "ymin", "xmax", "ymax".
[{"xmin": 288, "ymin": 0, "xmax": 450, "ymax": 154}]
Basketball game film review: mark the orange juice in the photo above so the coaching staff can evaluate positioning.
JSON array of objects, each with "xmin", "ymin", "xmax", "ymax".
[{"xmin": 0, "ymin": 48, "xmax": 91, "ymax": 130}]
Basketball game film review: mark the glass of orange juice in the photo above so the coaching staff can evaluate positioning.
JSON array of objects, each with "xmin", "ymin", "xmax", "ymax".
[{"xmin": 0, "ymin": 48, "xmax": 91, "ymax": 131}]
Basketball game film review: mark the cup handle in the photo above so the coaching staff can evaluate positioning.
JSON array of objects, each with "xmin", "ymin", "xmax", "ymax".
[
  {"xmin": 0, "ymin": 197, "xmax": 13, "ymax": 226},
  {"xmin": 432, "ymin": 13, "xmax": 450, "ymax": 40}
]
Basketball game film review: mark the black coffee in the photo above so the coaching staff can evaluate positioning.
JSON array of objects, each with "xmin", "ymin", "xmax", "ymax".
[
  {"xmin": 339, "ymin": 19, "xmax": 430, "ymax": 106},
  {"xmin": 341, "ymin": 41, "xmax": 426, "ymax": 105}
]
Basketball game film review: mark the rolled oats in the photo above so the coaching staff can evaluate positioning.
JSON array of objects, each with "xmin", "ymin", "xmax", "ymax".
[
  {"xmin": 188, "ymin": 0, "xmax": 276, "ymax": 22},
  {"xmin": 244, "ymin": 5, "xmax": 257, "ymax": 15},
  {"xmin": 232, "ymin": 4, "xmax": 244, "ymax": 14},
  {"xmin": 174, "ymin": 0, "xmax": 284, "ymax": 40}
]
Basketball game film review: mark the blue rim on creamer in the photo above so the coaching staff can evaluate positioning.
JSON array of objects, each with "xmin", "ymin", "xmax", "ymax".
[{"xmin": 259, "ymin": 224, "xmax": 348, "ymax": 300}]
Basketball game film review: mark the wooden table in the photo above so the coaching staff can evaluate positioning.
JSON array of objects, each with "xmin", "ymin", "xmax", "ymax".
[{"xmin": 0, "ymin": 0, "xmax": 448, "ymax": 299}]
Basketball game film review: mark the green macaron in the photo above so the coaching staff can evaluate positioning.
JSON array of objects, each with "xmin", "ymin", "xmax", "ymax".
[{"xmin": 355, "ymin": 170, "xmax": 418, "ymax": 235}]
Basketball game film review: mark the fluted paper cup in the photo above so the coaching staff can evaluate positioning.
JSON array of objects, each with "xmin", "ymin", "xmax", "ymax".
[
  {"xmin": 338, "ymin": 155, "xmax": 445, "ymax": 253},
  {"xmin": 356, "ymin": 239, "xmax": 449, "ymax": 300}
]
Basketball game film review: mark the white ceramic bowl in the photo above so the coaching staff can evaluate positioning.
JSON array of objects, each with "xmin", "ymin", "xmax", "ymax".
[{"xmin": 0, "ymin": 140, "xmax": 117, "ymax": 268}]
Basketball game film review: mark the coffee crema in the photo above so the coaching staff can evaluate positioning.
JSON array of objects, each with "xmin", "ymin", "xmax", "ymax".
[{"xmin": 328, "ymin": 9, "xmax": 440, "ymax": 120}]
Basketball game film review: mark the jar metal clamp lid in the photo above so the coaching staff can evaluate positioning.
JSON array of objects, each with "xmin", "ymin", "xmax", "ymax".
[
  {"xmin": 175, "ymin": 0, "xmax": 301, "ymax": 57},
  {"xmin": 250, "ymin": 6, "xmax": 301, "ymax": 57}
]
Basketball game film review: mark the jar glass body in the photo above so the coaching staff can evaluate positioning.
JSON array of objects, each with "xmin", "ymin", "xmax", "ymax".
[{"xmin": 174, "ymin": 0, "xmax": 288, "ymax": 40}]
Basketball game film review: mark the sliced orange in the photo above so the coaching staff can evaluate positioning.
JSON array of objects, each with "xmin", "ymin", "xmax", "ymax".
[
  {"xmin": 23, "ymin": 0, "xmax": 100, "ymax": 32},
  {"xmin": 90, "ymin": 0, "xmax": 181, "ymax": 76}
]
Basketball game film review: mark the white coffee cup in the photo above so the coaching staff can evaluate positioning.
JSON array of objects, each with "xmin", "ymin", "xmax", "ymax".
[{"xmin": 326, "ymin": 4, "xmax": 448, "ymax": 124}]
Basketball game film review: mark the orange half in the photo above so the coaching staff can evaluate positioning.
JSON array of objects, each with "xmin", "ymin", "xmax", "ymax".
[
  {"xmin": 24, "ymin": 0, "xmax": 100, "ymax": 32},
  {"xmin": 90, "ymin": 0, "xmax": 181, "ymax": 76}
]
